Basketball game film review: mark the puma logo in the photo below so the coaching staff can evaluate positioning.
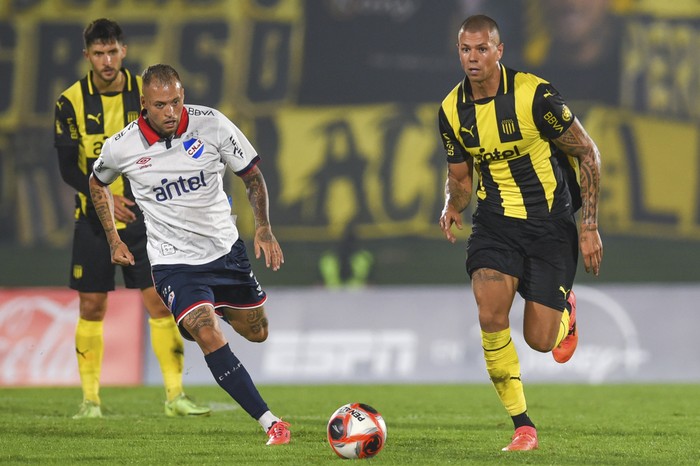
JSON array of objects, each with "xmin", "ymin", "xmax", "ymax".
[
  {"xmin": 76, "ymin": 347, "xmax": 89, "ymax": 359},
  {"xmin": 543, "ymin": 89, "xmax": 554, "ymax": 99},
  {"xmin": 460, "ymin": 125, "xmax": 476, "ymax": 138},
  {"xmin": 87, "ymin": 113, "xmax": 102, "ymax": 125},
  {"xmin": 559, "ymin": 286, "xmax": 570, "ymax": 298}
]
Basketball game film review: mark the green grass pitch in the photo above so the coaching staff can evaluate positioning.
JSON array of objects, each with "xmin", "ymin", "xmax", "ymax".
[{"xmin": 0, "ymin": 384, "xmax": 697, "ymax": 464}]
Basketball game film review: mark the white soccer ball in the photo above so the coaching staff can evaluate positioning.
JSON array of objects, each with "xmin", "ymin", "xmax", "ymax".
[{"xmin": 327, "ymin": 403, "xmax": 387, "ymax": 459}]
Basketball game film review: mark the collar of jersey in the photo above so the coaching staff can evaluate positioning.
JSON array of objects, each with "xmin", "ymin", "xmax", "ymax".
[
  {"xmin": 461, "ymin": 64, "xmax": 508, "ymax": 103},
  {"xmin": 138, "ymin": 107, "xmax": 190, "ymax": 146}
]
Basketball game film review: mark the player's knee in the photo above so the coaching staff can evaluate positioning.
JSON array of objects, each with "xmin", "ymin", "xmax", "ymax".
[
  {"xmin": 244, "ymin": 327, "xmax": 268, "ymax": 343},
  {"xmin": 79, "ymin": 293, "xmax": 108, "ymax": 320},
  {"xmin": 524, "ymin": 333, "xmax": 555, "ymax": 353},
  {"xmin": 478, "ymin": 311, "xmax": 509, "ymax": 332}
]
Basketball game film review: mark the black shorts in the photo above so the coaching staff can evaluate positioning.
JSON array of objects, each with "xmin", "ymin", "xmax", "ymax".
[
  {"xmin": 152, "ymin": 238, "xmax": 267, "ymax": 325},
  {"xmin": 465, "ymin": 209, "xmax": 578, "ymax": 311},
  {"xmin": 69, "ymin": 218, "xmax": 153, "ymax": 292}
]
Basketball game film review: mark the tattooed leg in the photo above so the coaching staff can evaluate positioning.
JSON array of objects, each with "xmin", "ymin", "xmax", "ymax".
[
  {"xmin": 222, "ymin": 306, "xmax": 269, "ymax": 343},
  {"xmin": 181, "ymin": 304, "xmax": 227, "ymax": 354}
]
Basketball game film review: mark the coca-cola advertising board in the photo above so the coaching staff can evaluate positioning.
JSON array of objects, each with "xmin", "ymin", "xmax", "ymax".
[{"xmin": 0, "ymin": 288, "xmax": 144, "ymax": 386}]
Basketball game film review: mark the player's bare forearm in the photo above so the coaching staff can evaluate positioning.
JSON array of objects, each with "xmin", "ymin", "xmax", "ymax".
[
  {"xmin": 439, "ymin": 162, "xmax": 473, "ymax": 243},
  {"xmin": 554, "ymin": 119, "xmax": 603, "ymax": 275},
  {"xmin": 554, "ymin": 119, "xmax": 601, "ymax": 227},
  {"xmin": 89, "ymin": 174, "xmax": 121, "ymax": 247},
  {"xmin": 444, "ymin": 176, "xmax": 472, "ymax": 213},
  {"xmin": 241, "ymin": 165, "xmax": 284, "ymax": 269},
  {"xmin": 444, "ymin": 160, "xmax": 473, "ymax": 213},
  {"xmin": 241, "ymin": 166, "xmax": 271, "ymax": 230}
]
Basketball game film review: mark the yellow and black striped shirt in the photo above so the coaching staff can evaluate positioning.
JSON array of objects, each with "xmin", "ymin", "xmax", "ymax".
[
  {"xmin": 438, "ymin": 65, "xmax": 581, "ymax": 219},
  {"xmin": 54, "ymin": 68, "xmax": 142, "ymax": 228}
]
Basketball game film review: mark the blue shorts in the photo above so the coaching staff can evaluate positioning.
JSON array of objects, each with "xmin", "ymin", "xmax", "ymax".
[{"xmin": 152, "ymin": 238, "xmax": 267, "ymax": 325}]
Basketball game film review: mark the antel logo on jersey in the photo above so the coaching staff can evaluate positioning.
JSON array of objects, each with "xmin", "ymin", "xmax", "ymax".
[
  {"xmin": 183, "ymin": 138, "xmax": 205, "ymax": 159},
  {"xmin": 472, "ymin": 145, "xmax": 524, "ymax": 164},
  {"xmin": 153, "ymin": 170, "xmax": 207, "ymax": 202}
]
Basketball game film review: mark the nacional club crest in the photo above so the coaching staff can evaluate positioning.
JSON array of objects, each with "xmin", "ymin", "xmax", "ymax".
[{"xmin": 183, "ymin": 138, "xmax": 205, "ymax": 159}]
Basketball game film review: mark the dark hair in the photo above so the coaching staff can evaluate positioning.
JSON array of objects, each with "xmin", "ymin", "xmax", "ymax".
[
  {"xmin": 142, "ymin": 64, "xmax": 182, "ymax": 87},
  {"xmin": 459, "ymin": 14, "xmax": 501, "ymax": 44},
  {"xmin": 83, "ymin": 18, "xmax": 124, "ymax": 48}
]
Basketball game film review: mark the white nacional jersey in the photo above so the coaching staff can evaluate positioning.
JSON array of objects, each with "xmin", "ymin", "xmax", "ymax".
[{"xmin": 93, "ymin": 105, "xmax": 259, "ymax": 266}]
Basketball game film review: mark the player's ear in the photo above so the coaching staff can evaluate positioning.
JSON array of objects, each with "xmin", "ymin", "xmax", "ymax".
[
  {"xmin": 140, "ymin": 94, "xmax": 145, "ymax": 108},
  {"xmin": 121, "ymin": 43, "xmax": 128, "ymax": 58}
]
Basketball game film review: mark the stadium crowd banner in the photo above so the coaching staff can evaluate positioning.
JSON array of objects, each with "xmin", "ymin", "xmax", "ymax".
[
  {"xmin": 149, "ymin": 284, "xmax": 699, "ymax": 385},
  {"xmin": 0, "ymin": 288, "xmax": 144, "ymax": 387},
  {"xmin": 2, "ymin": 0, "xmax": 700, "ymax": 250}
]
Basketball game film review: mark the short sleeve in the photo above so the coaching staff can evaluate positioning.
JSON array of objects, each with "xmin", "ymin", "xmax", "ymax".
[
  {"xmin": 532, "ymin": 83, "xmax": 576, "ymax": 140},
  {"xmin": 439, "ymin": 106, "xmax": 470, "ymax": 163},
  {"xmin": 91, "ymin": 138, "xmax": 121, "ymax": 185},
  {"xmin": 54, "ymin": 95, "xmax": 79, "ymax": 148},
  {"xmin": 217, "ymin": 112, "xmax": 260, "ymax": 175}
]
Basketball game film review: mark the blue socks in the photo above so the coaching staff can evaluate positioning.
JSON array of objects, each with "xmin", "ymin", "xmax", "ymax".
[{"xmin": 205, "ymin": 343, "xmax": 268, "ymax": 420}]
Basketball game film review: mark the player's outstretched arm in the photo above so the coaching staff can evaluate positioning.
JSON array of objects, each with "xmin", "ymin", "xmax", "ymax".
[
  {"xmin": 553, "ymin": 118, "xmax": 603, "ymax": 276},
  {"xmin": 240, "ymin": 165, "xmax": 284, "ymax": 271},
  {"xmin": 439, "ymin": 159, "xmax": 473, "ymax": 244},
  {"xmin": 89, "ymin": 174, "xmax": 134, "ymax": 266}
]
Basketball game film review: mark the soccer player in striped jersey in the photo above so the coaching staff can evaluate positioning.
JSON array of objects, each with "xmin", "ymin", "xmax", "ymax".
[
  {"xmin": 55, "ymin": 19, "xmax": 209, "ymax": 420},
  {"xmin": 89, "ymin": 64, "xmax": 290, "ymax": 445},
  {"xmin": 438, "ymin": 15, "xmax": 602, "ymax": 451}
]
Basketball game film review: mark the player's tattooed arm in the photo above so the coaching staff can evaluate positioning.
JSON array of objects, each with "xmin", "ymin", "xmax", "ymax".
[
  {"xmin": 553, "ymin": 118, "xmax": 603, "ymax": 276},
  {"xmin": 240, "ymin": 165, "xmax": 284, "ymax": 270},
  {"xmin": 553, "ymin": 118, "xmax": 601, "ymax": 227},
  {"xmin": 89, "ymin": 174, "xmax": 119, "ymax": 246},
  {"xmin": 445, "ymin": 169, "xmax": 473, "ymax": 214},
  {"xmin": 240, "ymin": 165, "xmax": 271, "ymax": 230},
  {"xmin": 89, "ymin": 174, "xmax": 133, "ymax": 265},
  {"xmin": 439, "ymin": 158, "xmax": 474, "ymax": 243}
]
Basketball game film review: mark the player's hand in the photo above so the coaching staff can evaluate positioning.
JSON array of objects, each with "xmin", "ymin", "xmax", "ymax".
[
  {"xmin": 439, "ymin": 206, "xmax": 463, "ymax": 244},
  {"xmin": 254, "ymin": 226, "xmax": 284, "ymax": 271},
  {"xmin": 110, "ymin": 240, "xmax": 135, "ymax": 266},
  {"xmin": 579, "ymin": 224, "xmax": 603, "ymax": 276},
  {"xmin": 113, "ymin": 195, "xmax": 137, "ymax": 223}
]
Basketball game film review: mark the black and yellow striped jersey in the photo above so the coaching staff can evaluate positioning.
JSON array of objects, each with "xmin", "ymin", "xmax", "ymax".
[
  {"xmin": 54, "ymin": 68, "xmax": 142, "ymax": 228},
  {"xmin": 438, "ymin": 65, "xmax": 581, "ymax": 219}
]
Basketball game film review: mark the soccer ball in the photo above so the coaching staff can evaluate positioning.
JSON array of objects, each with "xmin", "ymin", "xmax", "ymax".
[{"xmin": 327, "ymin": 403, "xmax": 387, "ymax": 459}]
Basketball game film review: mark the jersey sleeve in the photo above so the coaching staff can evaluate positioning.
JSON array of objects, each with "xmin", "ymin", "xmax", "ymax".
[
  {"xmin": 217, "ymin": 112, "xmax": 260, "ymax": 175},
  {"xmin": 91, "ymin": 137, "xmax": 121, "ymax": 185},
  {"xmin": 438, "ymin": 104, "xmax": 469, "ymax": 164},
  {"xmin": 54, "ymin": 95, "xmax": 79, "ymax": 148},
  {"xmin": 532, "ymin": 83, "xmax": 576, "ymax": 140}
]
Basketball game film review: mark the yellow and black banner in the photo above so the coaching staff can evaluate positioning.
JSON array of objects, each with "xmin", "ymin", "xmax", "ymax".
[{"xmin": 1, "ymin": 0, "xmax": 700, "ymax": 251}]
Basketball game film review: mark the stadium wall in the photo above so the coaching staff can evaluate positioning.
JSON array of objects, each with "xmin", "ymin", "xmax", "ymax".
[
  {"xmin": 145, "ymin": 284, "xmax": 696, "ymax": 385},
  {"xmin": 1, "ymin": 284, "xmax": 696, "ymax": 386}
]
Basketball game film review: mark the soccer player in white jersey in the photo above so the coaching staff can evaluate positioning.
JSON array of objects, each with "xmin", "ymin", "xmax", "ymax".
[{"xmin": 88, "ymin": 64, "xmax": 290, "ymax": 446}]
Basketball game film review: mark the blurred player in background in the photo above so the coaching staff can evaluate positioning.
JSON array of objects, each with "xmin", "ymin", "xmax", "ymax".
[
  {"xmin": 54, "ymin": 18, "xmax": 210, "ymax": 419},
  {"xmin": 438, "ymin": 15, "xmax": 602, "ymax": 451},
  {"xmin": 525, "ymin": 0, "xmax": 620, "ymax": 104},
  {"xmin": 88, "ymin": 64, "xmax": 291, "ymax": 445}
]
